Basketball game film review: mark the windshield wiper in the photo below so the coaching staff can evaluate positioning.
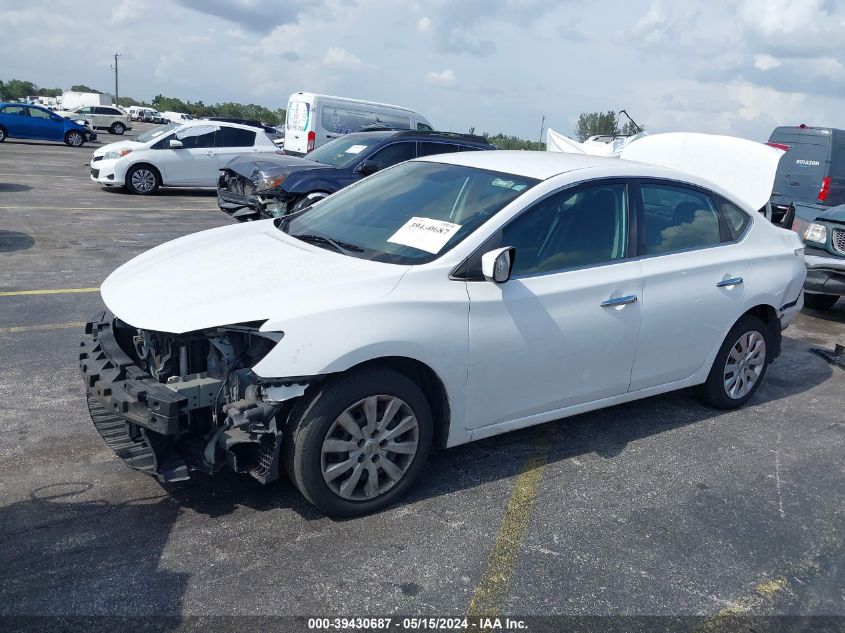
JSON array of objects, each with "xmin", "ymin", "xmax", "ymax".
[{"xmin": 291, "ymin": 233, "xmax": 364, "ymax": 254}]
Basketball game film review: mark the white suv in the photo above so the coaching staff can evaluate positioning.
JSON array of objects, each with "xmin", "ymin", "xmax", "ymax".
[{"xmin": 57, "ymin": 105, "xmax": 132, "ymax": 135}]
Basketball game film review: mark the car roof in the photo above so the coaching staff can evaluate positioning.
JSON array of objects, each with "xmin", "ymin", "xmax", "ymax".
[
  {"xmin": 177, "ymin": 119, "xmax": 261, "ymax": 133},
  {"xmin": 415, "ymin": 150, "xmax": 642, "ymax": 180}
]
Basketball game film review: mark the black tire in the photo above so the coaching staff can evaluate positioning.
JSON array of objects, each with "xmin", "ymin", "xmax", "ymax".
[
  {"xmin": 110, "ymin": 122, "xmax": 126, "ymax": 135},
  {"xmin": 64, "ymin": 130, "xmax": 85, "ymax": 147},
  {"xmin": 288, "ymin": 191, "xmax": 329, "ymax": 214},
  {"xmin": 699, "ymin": 314, "xmax": 772, "ymax": 409},
  {"xmin": 0, "ymin": 126, "xmax": 6, "ymax": 142},
  {"xmin": 125, "ymin": 164, "xmax": 161, "ymax": 195},
  {"xmin": 804, "ymin": 293, "xmax": 839, "ymax": 311},
  {"xmin": 284, "ymin": 367, "xmax": 433, "ymax": 517}
]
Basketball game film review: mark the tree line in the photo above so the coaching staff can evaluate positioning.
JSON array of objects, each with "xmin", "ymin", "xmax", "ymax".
[{"xmin": 0, "ymin": 78, "xmax": 287, "ymax": 126}]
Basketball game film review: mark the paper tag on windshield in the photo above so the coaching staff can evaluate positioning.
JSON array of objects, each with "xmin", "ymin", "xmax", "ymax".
[
  {"xmin": 345, "ymin": 144, "xmax": 366, "ymax": 154},
  {"xmin": 387, "ymin": 217, "xmax": 461, "ymax": 254}
]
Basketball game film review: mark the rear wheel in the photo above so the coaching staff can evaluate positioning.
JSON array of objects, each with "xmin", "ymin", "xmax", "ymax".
[
  {"xmin": 0, "ymin": 126, "xmax": 6, "ymax": 142},
  {"xmin": 110, "ymin": 122, "xmax": 126, "ymax": 135},
  {"xmin": 64, "ymin": 130, "xmax": 84, "ymax": 147},
  {"xmin": 804, "ymin": 293, "xmax": 839, "ymax": 311},
  {"xmin": 699, "ymin": 314, "xmax": 771, "ymax": 409},
  {"xmin": 125, "ymin": 164, "xmax": 161, "ymax": 195},
  {"xmin": 285, "ymin": 367, "xmax": 433, "ymax": 517}
]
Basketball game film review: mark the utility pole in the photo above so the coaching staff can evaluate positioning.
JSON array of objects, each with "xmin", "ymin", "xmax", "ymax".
[
  {"xmin": 110, "ymin": 53, "xmax": 122, "ymax": 105},
  {"xmin": 538, "ymin": 115, "xmax": 545, "ymax": 147}
]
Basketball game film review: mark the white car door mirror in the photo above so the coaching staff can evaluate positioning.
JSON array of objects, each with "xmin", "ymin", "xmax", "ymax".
[
  {"xmin": 169, "ymin": 139, "xmax": 184, "ymax": 149},
  {"xmin": 481, "ymin": 247, "xmax": 515, "ymax": 283}
]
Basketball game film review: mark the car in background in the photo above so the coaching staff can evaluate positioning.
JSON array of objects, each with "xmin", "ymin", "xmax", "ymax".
[
  {"xmin": 162, "ymin": 111, "xmax": 193, "ymax": 123},
  {"xmin": 218, "ymin": 130, "xmax": 496, "ymax": 220},
  {"xmin": 135, "ymin": 108, "xmax": 168, "ymax": 124},
  {"xmin": 56, "ymin": 105, "xmax": 132, "ymax": 135},
  {"xmin": 0, "ymin": 102, "xmax": 96, "ymax": 146},
  {"xmin": 767, "ymin": 125, "xmax": 845, "ymax": 224},
  {"xmin": 284, "ymin": 91, "xmax": 433, "ymax": 156},
  {"xmin": 790, "ymin": 202, "xmax": 844, "ymax": 310},
  {"xmin": 90, "ymin": 120, "xmax": 280, "ymax": 194},
  {"xmin": 81, "ymin": 150, "xmax": 805, "ymax": 516}
]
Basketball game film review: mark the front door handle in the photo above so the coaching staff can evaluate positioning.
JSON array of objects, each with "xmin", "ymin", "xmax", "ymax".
[
  {"xmin": 716, "ymin": 277, "xmax": 744, "ymax": 287},
  {"xmin": 601, "ymin": 295, "xmax": 638, "ymax": 307}
]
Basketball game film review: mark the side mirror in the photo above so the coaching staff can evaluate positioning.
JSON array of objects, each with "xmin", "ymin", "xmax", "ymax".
[
  {"xmin": 356, "ymin": 159, "xmax": 379, "ymax": 176},
  {"xmin": 481, "ymin": 247, "xmax": 515, "ymax": 283},
  {"xmin": 169, "ymin": 139, "xmax": 184, "ymax": 149}
]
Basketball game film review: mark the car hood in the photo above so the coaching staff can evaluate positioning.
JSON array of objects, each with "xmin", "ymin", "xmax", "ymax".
[
  {"xmin": 812, "ymin": 204, "xmax": 845, "ymax": 224},
  {"xmin": 101, "ymin": 220, "xmax": 408, "ymax": 334},
  {"xmin": 93, "ymin": 140, "xmax": 146, "ymax": 157},
  {"xmin": 224, "ymin": 154, "xmax": 334, "ymax": 181}
]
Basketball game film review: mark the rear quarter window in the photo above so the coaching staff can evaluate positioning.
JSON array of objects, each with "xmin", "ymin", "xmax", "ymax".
[{"xmin": 716, "ymin": 198, "xmax": 751, "ymax": 241}]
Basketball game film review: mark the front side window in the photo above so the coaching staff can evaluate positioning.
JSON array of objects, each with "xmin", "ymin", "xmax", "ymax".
[
  {"xmin": 640, "ymin": 184, "xmax": 721, "ymax": 254},
  {"xmin": 28, "ymin": 107, "xmax": 51, "ymax": 119},
  {"xmin": 368, "ymin": 142, "xmax": 416, "ymax": 170},
  {"xmin": 281, "ymin": 161, "xmax": 538, "ymax": 264},
  {"xmin": 501, "ymin": 183, "xmax": 628, "ymax": 276},
  {"xmin": 218, "ymin": 126, "xmax": 256, "ymax": 148},
  {"xmin": 175, "ymin": 125, "xmax": 217, "ymax": 148},
  {"xmin": 76, "ymin": 107, "xmax": 92, "ymax": 115}
]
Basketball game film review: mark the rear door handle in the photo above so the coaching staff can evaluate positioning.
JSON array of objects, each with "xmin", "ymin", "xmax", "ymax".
[
  {"xmin": 717, "ymin": 277, "xmax": 744, "ymax": 287},
  {"xmin": 601, "ymin": 295, "xmax": 638, "ymax": 307}
]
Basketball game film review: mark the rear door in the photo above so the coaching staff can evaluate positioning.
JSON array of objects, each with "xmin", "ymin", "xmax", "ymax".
[
  {"xmin": 770, "ymin": 131, "xmax": 831, "ymax": 207},
  {"xmin": 629, "ymin": 180, "xmax": 749, "ymax": 390},
  {"xmin": 0, "ymin": 105, "xmax": 31, "ymax": 137},
  {"xmin": 285, "ymin": 97, "xmax": 312, "ymax": 155},
  {"xmin": 828, "ymin": 135, "xmax": 845, "ymax": 206},
  {"xmin": 216, "ymin": 125, "xmax": 259, "ymax": 171}
]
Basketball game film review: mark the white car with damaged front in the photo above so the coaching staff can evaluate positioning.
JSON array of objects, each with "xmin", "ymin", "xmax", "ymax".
[
  {"xmin": 90, "ymin": 120, "xmax": 279, "ymax": 194},
  {"xmin": 79, "ymin": 143, "xmax": 806, "ymax": 516}
]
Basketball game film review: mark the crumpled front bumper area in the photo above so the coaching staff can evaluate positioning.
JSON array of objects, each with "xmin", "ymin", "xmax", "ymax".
[{"xmin": 79, "ymin": 312, "xmax": 194, "ymax": 481}]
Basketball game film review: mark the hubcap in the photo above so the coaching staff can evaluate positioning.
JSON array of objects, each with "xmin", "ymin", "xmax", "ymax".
[
  {"xmin": 131, "ymin": 169, "xmax": 155, "ymax": 192},
  {"xmin": 321, "ymin": 395, "xmax": 419, "ymax": 501},
  {"xmin": 723, "ymin": 330, "xmax": 766, "ymax": 399},
  {"xmin": 69, "ymin": 133, "xmax": 82, "ymax": 146}
]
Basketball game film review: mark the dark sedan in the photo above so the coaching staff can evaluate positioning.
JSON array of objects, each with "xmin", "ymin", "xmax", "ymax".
[{"xmin": 217, "ymin": 130, "xmax": 496, "ymax": 221}]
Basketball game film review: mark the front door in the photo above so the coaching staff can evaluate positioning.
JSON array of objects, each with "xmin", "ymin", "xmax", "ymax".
[
  {"xmin": 156, "ymin": 125, "xmax": 219, "ymax": 186},
  {"xmin": 465, "ymin": 181, "xmax": 643, "ymax": 429},
  {"xmin": 26, "ymin": 107, "xmax": 63, "ymax": 140}
]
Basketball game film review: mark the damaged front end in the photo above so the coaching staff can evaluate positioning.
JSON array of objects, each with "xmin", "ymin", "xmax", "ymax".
[
  {"xmin": 217, "ymin": 167, "xmax": 296, "ymax": 222},
  {"xmin": 79, "ymin": 312, "xmax": 312, "ymax": 483}
]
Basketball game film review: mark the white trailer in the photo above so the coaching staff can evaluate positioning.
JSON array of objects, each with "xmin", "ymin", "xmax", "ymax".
[{"xmin": 60, "ymin": 91, "xmax": 113, "ymax": 110}]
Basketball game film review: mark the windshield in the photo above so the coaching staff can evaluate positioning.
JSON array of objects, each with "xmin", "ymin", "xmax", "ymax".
[
  {"xmin": 136, "ymin": 123, "xmax": 181, "ymax": 143},
  {"xmin": 305, "ymin": 134, "xmax": 382, "ymax": 167},
  {"xmin": 280, "ymin": 161, "xmax": 538, "ymax": 264}
]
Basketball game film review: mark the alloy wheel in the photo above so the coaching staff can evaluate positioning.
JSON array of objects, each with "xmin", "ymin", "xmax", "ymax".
[
  {"xmin": 320, "ymin": 395, "xmax": 420, "ymax": 501},
  {"xmin": 131, "ymin": 169, "xmax": 156, "ymax": 193},
  {"xmin": 723, "ymin": 330, "xmax": 766, "ymax": 399},
  {"xmin": 68, "ymin": 132, "xmax": 83, "ymax": 147}
]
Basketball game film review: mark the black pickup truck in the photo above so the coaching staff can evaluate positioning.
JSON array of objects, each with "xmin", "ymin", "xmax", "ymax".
[{"xmin": 217, "ymin": 129, "xmax": 496, "ymax": 221}]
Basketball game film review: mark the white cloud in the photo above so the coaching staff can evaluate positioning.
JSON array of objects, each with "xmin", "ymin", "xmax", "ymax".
[
  {"xmin": 426, "ymin": 69, "xmax": 456, "ymax": 86},
  {"xmin": 417, "ymin": 16, "xmax": 431, "ymax": 32},
  {"xmin": 753, "ymin": 54, "xmax": 781, "ymax": 71},
  {"xmin": 322, "ymin": 46, "xmax": 363, "ymax": 67}
]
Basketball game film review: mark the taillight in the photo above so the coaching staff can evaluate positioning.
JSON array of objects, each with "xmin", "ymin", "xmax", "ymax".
[
  {"xmin": 307, "ymin": 130, "xmax": 315, "ymax": 152},
  {"xmin": 766, "ymin": 142, "xmax": 790, "ymax": 152},
  {"xmin": 818, "ymin": 176, "xmax": 831, "ymax": 202}
]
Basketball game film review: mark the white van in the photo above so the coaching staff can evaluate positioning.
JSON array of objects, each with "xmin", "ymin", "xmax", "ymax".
[
  {"xmin": 284, "ymin": 92, "xmax": 433, "ymax": 156},
  {"xmin": 162, "ymin": 111, "xmax": 193, "ymax": 124}
]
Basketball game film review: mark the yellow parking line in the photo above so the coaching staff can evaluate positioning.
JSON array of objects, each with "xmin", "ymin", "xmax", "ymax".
[
  {"xmin": 0, "ymin": 321, "xmax": 86, "ymax": 334},
  {"xmin": 0, "ymin": 287, "xmax": 99, "ymax": 297},
  {"xmin": 467, "ymin": 428, "xmax": 552, "ymax": 621}
]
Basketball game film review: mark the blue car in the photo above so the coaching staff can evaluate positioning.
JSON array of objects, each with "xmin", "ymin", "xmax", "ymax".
[{"xmin": 0, "ymin": 102, "xmax": 97, "ymax": 147}]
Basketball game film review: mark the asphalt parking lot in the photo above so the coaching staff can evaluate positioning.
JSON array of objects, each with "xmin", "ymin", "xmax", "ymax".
[{"xmin": 1, "ymin": 124, "xmax": 843, "ymax": 629}]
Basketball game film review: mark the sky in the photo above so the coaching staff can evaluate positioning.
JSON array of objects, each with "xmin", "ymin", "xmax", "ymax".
[{"xmin": 3, "ymin": 0, "xmax": 845, "ymax": 142}]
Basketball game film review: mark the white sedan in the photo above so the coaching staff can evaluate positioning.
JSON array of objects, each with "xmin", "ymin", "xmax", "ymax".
[
  {"xmin": 90, "ymin": 120, "xmax": 280, "ymax": 194},
  {"xmin": 80, "ymin": 146, "xmax": 806, "ymax": 516}
]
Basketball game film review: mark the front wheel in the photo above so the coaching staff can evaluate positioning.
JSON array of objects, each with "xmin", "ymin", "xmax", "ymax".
[
  {"xmin": 699, "ymin": 314, "xmax": 771, "ymax": 409},
  {"xmin": 285, "ymin": 367, "xmax": 433, "ymax": 517},
  {"xmin": 804, "ymin": 293, "xmax": 839, "ymax": 311},
  {"xmin": 110, "ymin": 122, "xmax": 126, "ymax": 135},
  {"xmin": 64, "ymin": 130, "xmax": 84, "ymax": 147},
  {"xmin": 125, "ymin": 164, "xmax": 161, "ymax": 195}
]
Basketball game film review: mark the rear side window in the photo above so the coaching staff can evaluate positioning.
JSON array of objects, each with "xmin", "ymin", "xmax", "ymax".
[
  {"xmin": 218, "ymin": 127, "xmax": 256, "ymax": 147},
  {"xmin": 418, "ymin": 142, "xmax": 460, "ymax": 157},
  {"xmin": 640, "ymin": 184, "xmax": 721, "ymax": 254},
  {"xmin": 717, "ymin": 198, "xmax": 751, "ymax": 241},
  {"xmin": 1, "ymin": 106, "xmax": 27, "ymax": 115},
  {"xmin": 831, "ymin": 145, "xmax": 845, "ymax": 179}
]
